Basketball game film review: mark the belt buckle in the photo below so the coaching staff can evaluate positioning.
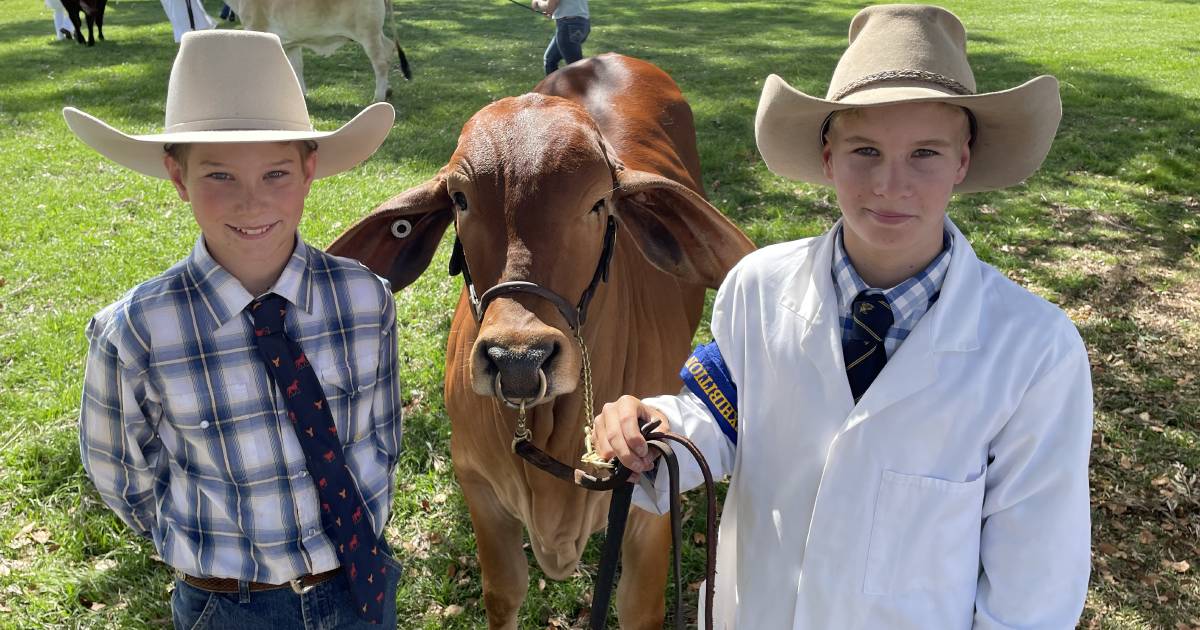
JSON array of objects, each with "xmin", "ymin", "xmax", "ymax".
[{"xmin": 290, "ymin": 577, "xmax": 317, "ymax": 595}]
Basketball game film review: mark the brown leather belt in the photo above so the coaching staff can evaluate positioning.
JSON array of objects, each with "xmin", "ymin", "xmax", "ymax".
[{"xmin": 182, "ymin": 567, "xmax": 341, "ymax": 594}]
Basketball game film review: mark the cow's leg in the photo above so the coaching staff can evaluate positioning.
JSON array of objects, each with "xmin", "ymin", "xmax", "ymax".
[
  {"xmin": 284, "ymin": 46, "xmax": 307, "ymax": 95},
  {"xmin": 355, "ymin": 33, "xmax": 394, "ymax": 102},
  {"xmin": 69, "ymin": 9, "xmax": 84, "ymax": 44},
  {"xmin": 459, "ymin": 474, "xmax": 529, "ymax": 630},
  {"xmin": 84, "ymin": 13, "xmax": 95, "ymax": 46},
  {"xmin": 615, "ymin": 508, "xmax": 671, "ymax": 629}
]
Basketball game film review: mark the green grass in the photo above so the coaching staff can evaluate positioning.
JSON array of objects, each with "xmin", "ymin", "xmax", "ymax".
[{"xmin": 1, "ymin": 0, "xmax": 1198, "ymax": 628}]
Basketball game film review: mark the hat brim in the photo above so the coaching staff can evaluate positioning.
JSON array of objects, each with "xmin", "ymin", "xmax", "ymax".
[
  {"xmin": 754, "ymin": 74, "xmax": 1061, "ymax": 193},
  {"xmin": 63, "ymin": 102, "xmax": 395, "ymax": 180}
]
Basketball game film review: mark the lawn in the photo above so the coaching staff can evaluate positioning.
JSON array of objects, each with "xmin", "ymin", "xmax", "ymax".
[{"xmin": 0, "ymin": 0, "xmax": 1197, "ymax": 628}]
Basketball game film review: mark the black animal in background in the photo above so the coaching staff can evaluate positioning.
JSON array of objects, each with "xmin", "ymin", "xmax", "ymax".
[{"xmin": 60, "ymin": 0, "xmax": 108, "ymax": 46}]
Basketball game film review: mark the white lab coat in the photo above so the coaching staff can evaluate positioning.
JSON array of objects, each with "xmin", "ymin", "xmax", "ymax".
[
  {"xmin": 636, "ymin": 219, "xmax": 1092, "ymax": 629},
  {"xmin": 160, "ymin": 0, "xmax": 215, "ymax": 43},
  {"xmin": 46, "ymin": 0, "xmax": 74, "ymax": 39}
]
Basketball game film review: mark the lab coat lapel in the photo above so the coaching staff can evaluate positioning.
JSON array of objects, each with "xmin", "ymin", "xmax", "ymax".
[
  {"xmin": 843, "ymin": 218, "xmax": 983, "ymax": 431},
  {"xmin": 844, "ymin": 315, "xmax": 938, "ymax": 431},
  {"xmin": 779, "ymin": 224, "xmax": 856, "ymax": 411}
]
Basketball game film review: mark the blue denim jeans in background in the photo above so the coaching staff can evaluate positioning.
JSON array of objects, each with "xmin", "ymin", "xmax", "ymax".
[
  {"xmin": 544, "ymin": 16, "xmax": 591, "ymax": 74},
  {"xmin": 171, "ymin": 552, "xmax": 402, "ymax": 630}
]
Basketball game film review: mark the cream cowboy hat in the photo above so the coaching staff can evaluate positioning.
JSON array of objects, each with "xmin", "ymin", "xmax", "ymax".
[
  {"xmin": 755, "ymin": 4, "xmax": 1061, "ymax": 193},
  {"xmin": 63, "ymin": 30, "xmax": 394, "ymax": 180}
]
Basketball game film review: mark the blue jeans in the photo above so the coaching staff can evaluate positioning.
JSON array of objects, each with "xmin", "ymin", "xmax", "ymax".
[
  {"xmin": 544, "ymin": 16, "xmax": 590, "ymax": 75},
  {"xmin": 171, "ymin": 553, "xmax": 402, "ymax": 630}
]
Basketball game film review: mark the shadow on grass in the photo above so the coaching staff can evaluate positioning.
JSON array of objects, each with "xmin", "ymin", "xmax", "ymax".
[{"xmin": 0, "ymin": 2, "xmax": 180, "ymax": 123}]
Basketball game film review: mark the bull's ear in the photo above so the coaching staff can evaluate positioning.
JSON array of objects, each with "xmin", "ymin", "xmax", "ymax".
[
  {"xmin": 613, "ymin": 169, "xmax": 755, "ymax": 289},
  {"xmin": 326, "ymin": 177, "xmax": 454, "ymax": 292}
]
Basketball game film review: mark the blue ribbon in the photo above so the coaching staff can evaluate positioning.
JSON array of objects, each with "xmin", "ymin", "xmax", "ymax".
[{"xmin": 680, "ymin": 341, "xmax": 738, "ymax": 444}]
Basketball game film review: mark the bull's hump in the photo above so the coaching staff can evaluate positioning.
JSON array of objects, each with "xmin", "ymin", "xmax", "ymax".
[
  {"xmin": 460, "ymin": 96, "xmax": 603, "ymax": 181},
  {"xmin": 478, "ymin": 93, "xmax": 588, "ymax": 125}
]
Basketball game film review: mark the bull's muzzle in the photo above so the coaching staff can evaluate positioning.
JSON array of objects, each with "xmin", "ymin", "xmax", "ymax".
[{"xmin": 481, "ymin": 342, "xmax": 558, "ymax": 403}]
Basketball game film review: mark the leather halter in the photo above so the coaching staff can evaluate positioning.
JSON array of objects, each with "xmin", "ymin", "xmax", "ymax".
[
  {"xmin": 445, "ymin": 207, "xmax": 717, "ymax": 630},
  {"xmin": 448, "ymin": 215, "xmax": 617, "ymax": 332}
]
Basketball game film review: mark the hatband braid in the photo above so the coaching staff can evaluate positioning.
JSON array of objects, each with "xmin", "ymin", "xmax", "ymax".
[{"xmin": 831, "ymin": 69, "xmax": 972, "ymax": 101}]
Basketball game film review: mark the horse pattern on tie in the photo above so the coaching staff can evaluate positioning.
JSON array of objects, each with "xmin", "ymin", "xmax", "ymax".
[{"xmin": 250, "ymin": 293, "xmax": 389, "ymax": 624}]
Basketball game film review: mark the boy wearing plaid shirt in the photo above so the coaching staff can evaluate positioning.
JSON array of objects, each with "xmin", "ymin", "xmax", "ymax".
[{"xmin": 69, "ymin": 31, "xmax": 402, "ymax": 628}]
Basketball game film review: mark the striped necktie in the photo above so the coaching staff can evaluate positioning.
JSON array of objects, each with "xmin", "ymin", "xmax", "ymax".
[
  {"xmin": 249, "ymin": 293, "xmax": 388, "ymax": 624},
  {"xmin": 844, "ymin": 291, "xmax": 893, "ymax": 403}
]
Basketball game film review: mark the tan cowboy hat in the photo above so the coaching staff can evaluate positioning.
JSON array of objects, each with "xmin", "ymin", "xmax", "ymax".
[
  {"xmin": 755, "ymin": 4, "xmax": 1061, "ymax": 193},
  {"xmin": 63, "ymin": 30, "xmax": 394, "ymax": 180}
]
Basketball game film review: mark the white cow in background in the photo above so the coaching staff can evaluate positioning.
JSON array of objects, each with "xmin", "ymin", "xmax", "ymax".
[{"xmin": 227, "ymin": 0, "xmax": 412, "ymax": 103}]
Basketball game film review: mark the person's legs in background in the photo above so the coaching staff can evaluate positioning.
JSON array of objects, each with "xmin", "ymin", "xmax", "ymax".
[
  {"xmin": 543, "ymin": 29, "xmax": 563, "ymax": 75},
  {"xmin": 556, "ymin": 17, "xmax": 590, "ymax": 66},
  {"xmin": 544, "ymin": 17, "xmax": 590, "ymax": 74}
]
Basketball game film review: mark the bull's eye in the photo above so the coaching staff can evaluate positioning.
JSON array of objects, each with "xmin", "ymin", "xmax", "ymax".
[
  {"xmin": 452, "ymin": 191, "xmax": 469, "ymax": 212},
  {"xmin": 590, "ymin": 199, "xmax": 605, "ymax": 214}
]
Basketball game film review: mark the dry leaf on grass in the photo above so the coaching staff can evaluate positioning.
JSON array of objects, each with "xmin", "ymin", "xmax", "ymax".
[{"xmin": 1163, "ymin": 560, "xmax": 1191, "ymax": 573}]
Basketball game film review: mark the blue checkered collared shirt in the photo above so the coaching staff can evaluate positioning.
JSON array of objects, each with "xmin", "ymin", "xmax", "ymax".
[
  {"xmin": 832, "ymin": 220, "xmax": 953, "ymax": 358},
  {"xmin": 80, "ymin": 235, "xmax": 402, "ymax": 583}
]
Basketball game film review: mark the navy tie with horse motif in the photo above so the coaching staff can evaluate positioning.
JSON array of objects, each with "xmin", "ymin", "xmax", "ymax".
[
  {"xmin": 844, "ymin": 291, "xmax": 894, "ymax": 403},
  {"xmin": 249, "ymin": 293, "xmax": 387, "ymax": 623}
]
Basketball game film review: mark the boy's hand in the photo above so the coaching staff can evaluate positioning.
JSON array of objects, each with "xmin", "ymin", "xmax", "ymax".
[{"xmin": 593, "ymin": 395, "xmax": 670, "ymax": 473}]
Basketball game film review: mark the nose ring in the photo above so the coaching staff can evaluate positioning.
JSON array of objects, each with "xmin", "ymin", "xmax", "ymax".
[{"xmin": 494, "ymin": 370, "xmax": 549, "ymax": 408}]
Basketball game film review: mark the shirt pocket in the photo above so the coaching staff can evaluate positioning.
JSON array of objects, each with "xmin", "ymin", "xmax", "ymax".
[
  {"xmin": 161, "ymin": 381, "xmax": 251, "ymax": 478},
  {"xmin": 316, "ymin": 362, "xmax": 376, "ymax": 445},
  {"xmin": 162, "ymin": 382, "xmax": 248, "ymax": 430},
  {"xmin": 864, "ymin": 469, "xmax": 986, "ymax": 596}
]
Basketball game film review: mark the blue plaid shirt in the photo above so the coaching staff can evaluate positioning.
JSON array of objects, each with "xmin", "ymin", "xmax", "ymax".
[
  {"xmin": 80, "ymin": 236, "xmax": 402, "ymax": 582},
  {"xmin": 832, "ymin": 221, "xmax": 953, "ymax": 358}
]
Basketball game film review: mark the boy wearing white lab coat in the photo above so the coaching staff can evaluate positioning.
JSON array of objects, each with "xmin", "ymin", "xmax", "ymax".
[{"xmin": 593, "ymin": 5, "xmax": 1092, "ymax": 629}]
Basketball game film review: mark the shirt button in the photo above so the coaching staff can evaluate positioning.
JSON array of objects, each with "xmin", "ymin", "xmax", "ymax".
[
  {"xmin": 199, "ymin": 421, "xmax": 210, "ymax": 429},
  {"xmin": 308, "ymin": 528, "xmax": 318, "ymax": 537},
  {"xmin": 298, "ymin": 470, "xmax": 308, "ymax": 478}
]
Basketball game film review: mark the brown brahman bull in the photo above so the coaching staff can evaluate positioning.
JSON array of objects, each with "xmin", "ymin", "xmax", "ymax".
[{"xmin": 328, "ymin": 53, "xmax": 754, "ymax": 628}]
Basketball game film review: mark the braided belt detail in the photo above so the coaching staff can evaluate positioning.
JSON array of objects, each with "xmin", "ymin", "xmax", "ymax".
[{"xmin": 831, "ymin": 69, "xmax": 973, "ymax": 101}]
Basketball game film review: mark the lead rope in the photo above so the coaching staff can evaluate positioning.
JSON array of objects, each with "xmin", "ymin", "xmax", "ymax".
[
  {"xmin": 578, "ymin": 334, "xmax": 615, "ymax": 469},
  {"xmin": 506, "ymin": 330, "xmax": 716, "ymax": 630}
]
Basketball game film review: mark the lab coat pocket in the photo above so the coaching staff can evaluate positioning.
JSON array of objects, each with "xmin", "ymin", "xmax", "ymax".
[{"xmin": 864, "ymin": 469, "xmax": 986, "ymax": 596}]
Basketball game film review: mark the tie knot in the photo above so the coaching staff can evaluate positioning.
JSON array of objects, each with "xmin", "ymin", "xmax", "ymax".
[
  {"xmin": 851, "ymin": 291, "xmax": 893, "ymax": 342},
  {"xmin": 249, "ymin": 293, "xmax": 288, "ymax": 336}
]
